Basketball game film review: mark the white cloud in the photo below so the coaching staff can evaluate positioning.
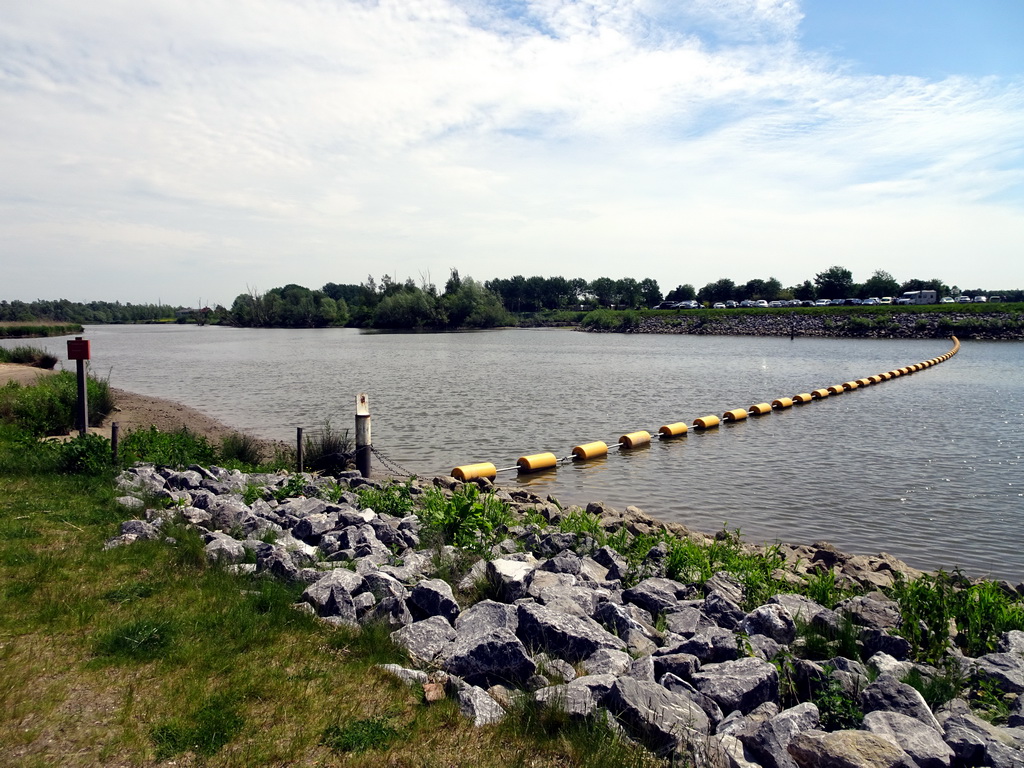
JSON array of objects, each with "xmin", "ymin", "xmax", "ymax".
[{"xmin": 1, "ymin": 0, "xmax": 1022, "ymax": 303}]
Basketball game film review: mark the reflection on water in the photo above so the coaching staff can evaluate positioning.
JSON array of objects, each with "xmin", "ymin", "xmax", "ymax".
[{"xmin": 7, "ymin": 326, "xmax": 1022, "ymax": 581}]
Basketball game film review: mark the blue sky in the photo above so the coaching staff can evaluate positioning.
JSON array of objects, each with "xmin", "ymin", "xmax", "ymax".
[{"xmin": 2, "ymin": 0, "xmax": 1022, "ymax": 305}]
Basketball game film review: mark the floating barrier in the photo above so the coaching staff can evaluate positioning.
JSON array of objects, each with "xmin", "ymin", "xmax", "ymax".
[
  {"xmin": 449, "ymin": 337, "xmax": 961, "ymax": 481},
  {"xmin": 572, "ymin": 441, "xmax": 608, "ymax": 461},
  {"xmin": 659, "ymin": 422, "xmax": 688, "ymax": 438},
  {"xmin": 517, "ymin": 452, "xmax": 557, "ymax": 473},
  {"xmin": 619, "ymin": 431, "xmax": 651, "ymax": 449},
  {"xmin": 693, "ymin": 415, "xmax": 721, "ymax": 429},
  {"xmin": 451, "ymin": 462, "xmax": 497, "ymax": 481}
]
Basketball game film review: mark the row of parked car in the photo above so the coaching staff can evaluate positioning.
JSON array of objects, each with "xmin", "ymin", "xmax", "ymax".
[{"xmin": 653, "ymin": 295, "xmax": 997, "ymax": 310}]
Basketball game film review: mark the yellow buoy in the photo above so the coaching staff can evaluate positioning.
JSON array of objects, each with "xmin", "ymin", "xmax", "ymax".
[
  {"xmin": 841, "ymin": 381, "xmax": 859, "ymax": 391},
  {"xmin": 793, "ymin": 393, "xmax": 813, "ymax": 404},
  {"xmin": 659, "ymin": 422, "xmax": 688, "ymax": 438},
  {"xmin": 772, "ymin": 397, "xmax": 794, "ymax": 409},
  {"xmin": 517, "ymin": 453, "xmax": 557, "ymax": 473},
  {"xmin": 619, "ymin": 431, "xmax": 651, "ymax": 449},
  {"xmin": 827, "ymin": 385, "xmax": 845, "ymax": 395},
  {"xmin": 811, "ymin": 388, "xmax": 830, "ymax": 399},
  {"xmin": 451, "ymin": 462, "xmax": 497, "ymax": 481},
  {"xmin": 856, "ymin": 378, "xmax": 871, "ymax": 387},
  {"xmin": 723, "ymin": 408, "xmax": 748, "ymax": 422},
  {"xmin": 693, "ymin": 415, "xmax": 721, "ymax": 429},
  {"xmin": 572, "ymin": 441, "xmax": 608, "ymax": 461},
  {"xmin": 868, "ymin": 375, "xmax": 882, "ymax": 384},
  {"xmin": 749, "ymin": 402, "xmax": 772, "ymax": 415}
]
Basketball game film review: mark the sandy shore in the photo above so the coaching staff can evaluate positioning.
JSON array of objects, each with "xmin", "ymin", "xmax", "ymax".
[{"xmin": 1, "ymin": 363, "xmax": 244, "ymax": 444}]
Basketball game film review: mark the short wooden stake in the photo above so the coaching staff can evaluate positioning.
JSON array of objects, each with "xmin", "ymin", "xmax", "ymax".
[
  {"xmin": 355, "ymin": 393, "xmax": 371, "ymax": 478},
  {"xmin": 296, "ymin": 427, "xmax": 304, "ymax": 473},
  {"xmin": 111, "ymin": 422, "xmax": 120, "ymax": 466}
]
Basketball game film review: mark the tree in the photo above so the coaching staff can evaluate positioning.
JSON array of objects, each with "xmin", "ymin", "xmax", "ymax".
[
  {"xmin": 616, "ymin": 278, "xmax": 643, "ymax": 309},
  {"xmin": 590, "ymin": 277, "xmax": 616, "ymax": 307},
  {"xmin": 860, "ymin": 270, "xmax": 900, "ymax": 299},
  {"xmin": 791, "ymin": 280, "xmax": 816, "ymax": 301},
  {"xmin": 639, "ymin": 278, "xmax": 662, "ymax": 308},
  {"xmin": 814, "ymin": 266, "xmax": 854, "ymax": 300},
  {"xmin": 665, "ymin": 284, "xmax": 696, "ymax": 302}
]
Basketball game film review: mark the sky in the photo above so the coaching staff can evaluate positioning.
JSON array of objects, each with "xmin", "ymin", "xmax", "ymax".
[{"xmin": 2, "ymin": 0, "xmax": 1023, "ymax": 306}]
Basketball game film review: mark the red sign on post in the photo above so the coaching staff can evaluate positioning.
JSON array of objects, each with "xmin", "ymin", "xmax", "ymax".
[{"xmin": 67, "ymin": 338, "xmax": 91, "ymax": 360}]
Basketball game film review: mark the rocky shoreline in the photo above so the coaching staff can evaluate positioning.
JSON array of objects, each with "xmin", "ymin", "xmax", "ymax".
[
  {"xmin": 586, "ymin": 311, "xmax": 1024, "ymax": 341},
  {"xmin": 108, "ymin": 465, "xmax": 1024, "ymax": 767}
]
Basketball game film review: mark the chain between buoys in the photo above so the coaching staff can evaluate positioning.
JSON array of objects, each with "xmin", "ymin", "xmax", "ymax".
[{"xmin": 451, "ymin": 337, "xmax": 960, "ymax": 481}]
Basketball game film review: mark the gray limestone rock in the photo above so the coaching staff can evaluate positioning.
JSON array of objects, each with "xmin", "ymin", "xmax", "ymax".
[
  {"xmin": 862, "ymin": 710, "xmax": 954, "ymax": 768},
  {"xmin": 204, "ymin": 534, "xmax": 246, "ymax": 564},
  {"xmin": 623, "ymin": 577, "xmax": 694, "ymax": 616},
  {"xmin": 974, "ymin": 651, "xmax": 1024, "ymax": 694},
  {"xmin": 742, "ymin": 702, "xmax": 820, "ymax": 768},
  {"xmin": 516, "ymin": 602, "xmax": 626, "ymax": 662},
  {"xmin": 603, "ymin": 676, "xmax": 711, "ymax": 757},
  {"xmin": 390, "ymin": 616, "xmax": 458, "ymax": 664},
  {"xmin": 742, "ymin": 604, "xmax": 797, "ymax": 645},
  {"xmin": 691, "ymin": 657, "xmax": 779, "ymax": 715},
  {"xmin": 667, "ymin": 626, "xmax": 742, "ymax": 664},
  {"xmin": 442, "ymin": 628, "xmax": 536, "ymax": 688},
  {"xmin": 533, "ymin": 684, "xmax": 597, "ymax": 720},
  {"xmin": 456, "ymin": 685, "xmax": 507, "ymax": 726},
  {"xmin": 787, "ymin": 729, "xmax": 915, "ymax": 768},
  {"xmin": 408, "ymin": 579, "xmax": 461, "ymax": 625},
  {"xmin": 301, "ymin": 569, "xmax": 366, "ymax": 614},
  {"xmin": 860, "ymin": 674, "xmax": 941, "ymax": 733},
  {"xmin": 454, "ymin": 599, "xmax": 519, "ymax": 640},
  {"xmin": 836, "ymin": 592, "xmax": 901, "ymax": 631}
]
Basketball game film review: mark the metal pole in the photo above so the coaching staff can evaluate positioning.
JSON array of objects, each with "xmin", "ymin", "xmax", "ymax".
[
  {"xmin": 111, "ymin": 422, "xmax": 120, "ymax": 466},
  {"xmin": 296, "ymin": 427, "xmax": 304, "ymax": 473},
  {"xmin": 355, "ymin": 393, "xmax": 371, "ymax": 478},
  {"xmin": 75, "ymin": 356, "xmax": 89, "ymax": 436}
]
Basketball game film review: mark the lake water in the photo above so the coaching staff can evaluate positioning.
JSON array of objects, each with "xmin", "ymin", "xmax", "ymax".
[{"xmin": 8, "ymin": 326, "xmax": 1023, "ymax": 581}]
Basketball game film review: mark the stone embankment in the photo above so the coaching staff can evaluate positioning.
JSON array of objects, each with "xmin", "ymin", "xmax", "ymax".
[
  {"xmin": 108, "ymin": 465, "xmax": 1024, "ymax": 768},
  {"xmin": 593, "ymin": 311, "xmax": 1023, "ymax": 340}
]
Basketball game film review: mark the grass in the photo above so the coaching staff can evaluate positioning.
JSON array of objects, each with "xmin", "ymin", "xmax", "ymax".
[
  {"xmin": 0, "ymin": 430, "xmax": 680, "ymax": 766},
  {"xmin": 0, "ymin": 344, "xmax": 59, "ymax": 368},
  {"xmin": 0, "ymin": 370, "xmax": 114, "ymax": 436},
  {"xmin": 0, "ymin": 322, "xmax": 83, "ymax": 339}
]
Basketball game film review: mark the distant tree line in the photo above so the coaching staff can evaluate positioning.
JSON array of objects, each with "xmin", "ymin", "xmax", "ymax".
[
  {"xmin": 5, "ymin": 267, "xmax": 1020, "ymax": 330},
  {"xmin": 0, "ymin": 299, "xmax": 182, "ymax": 324}
]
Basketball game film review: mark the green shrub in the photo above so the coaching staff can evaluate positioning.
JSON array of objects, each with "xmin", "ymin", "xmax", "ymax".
[
  {"xmin": 357, "ymin": 481, "xmax": 415, "ymax": 518},
  {"xmin": 419, "ymin": 484, "xmax": 513, "ymax": 554},
  {"xmin": 57, "ymin": 432, "xmax": 113, "ymax": 474},
  {"xmin": 118, "ymin": 426, "xmax": 217, "ymax": 468},
  {"xmin": 303, "ymin": 419, "xmax": 353, "ymax": 475},
  {"xmin": 0, "ymin": 344, "xmax": 59, "ymax": 368},
  {"xmin": 221, "ymin": 431, "xmax": 263, "ymax": 466},
  {"xmin": 0, "ymin": 371, "xmax": 115, "ymax": 435}
]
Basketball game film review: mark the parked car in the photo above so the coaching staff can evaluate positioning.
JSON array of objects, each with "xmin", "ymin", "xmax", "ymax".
[
  {"xmin": 725, "ymin": 300, "xmax": 738, "ymax": 308},
  {"xmin": 973, "ymin": 295, "xmax": 988, "ymax": 303},
  {"xmin": 879, "ymin": 297, "xmax": 893, "ymax": 304},
  {"xmin": 712, "ymin": 302, "xmax": 726, "ymax": 309},
  {"xmin": 801, "ymin": 300, "xmax": 817, "ymax": 307},
  {"xmin": 956, "ymin": 296, "xmax": 972, "ymax": 303},
  {"xmin": 814, "ymin": 298, "xmax": 832, "ymax": 307},
  {"xmin": 788, "ymin": 299, "xmax": 803, "ymax": 307},
  {"xmin": 989, "ymin": 296, "xmax": 1002, "ymax": 303},
  {"xmin": 768, "ymin": 300, "xmax": 783, "ymax": 308},
  {"xmin": 940, "ymin": 296, "xmax": 954, "ymax": 303},
  {"xmin": 653, "ymin": 301, "xmax": 678, "ymax": 309},
  {"xmin": 755, "ymin": 300, "xmax": 769, "ymax": 308},
  {"xmin": 862, "ymin": 297, "xmax": 880, "ymax": 305},
  {"xmin": 831, "ymin": 299, "xmax": 846, "ymax": 306},
  {"xmin": 740, "ymin": 300, "xmax": 755, "ymax": 307}
]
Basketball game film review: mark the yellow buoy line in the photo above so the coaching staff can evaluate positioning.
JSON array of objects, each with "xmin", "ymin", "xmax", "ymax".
[{"xmin": 450, "ymin": 337, "xmax": 961, "ymax": 481}]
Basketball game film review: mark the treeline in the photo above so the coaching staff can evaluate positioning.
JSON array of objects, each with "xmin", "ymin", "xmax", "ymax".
[
  {"xmin": 229, "ymin": 272, "xmax": 512, "ymax": 330},
  {"xmin": 0, "ymin": 299, "xmax": 182, "ymax": 324}
]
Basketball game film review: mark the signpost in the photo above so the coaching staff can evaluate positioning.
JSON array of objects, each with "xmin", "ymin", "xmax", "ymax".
[{"xmin": 67, "ymin": 336, "xmax": 90, "ymax": 436}]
